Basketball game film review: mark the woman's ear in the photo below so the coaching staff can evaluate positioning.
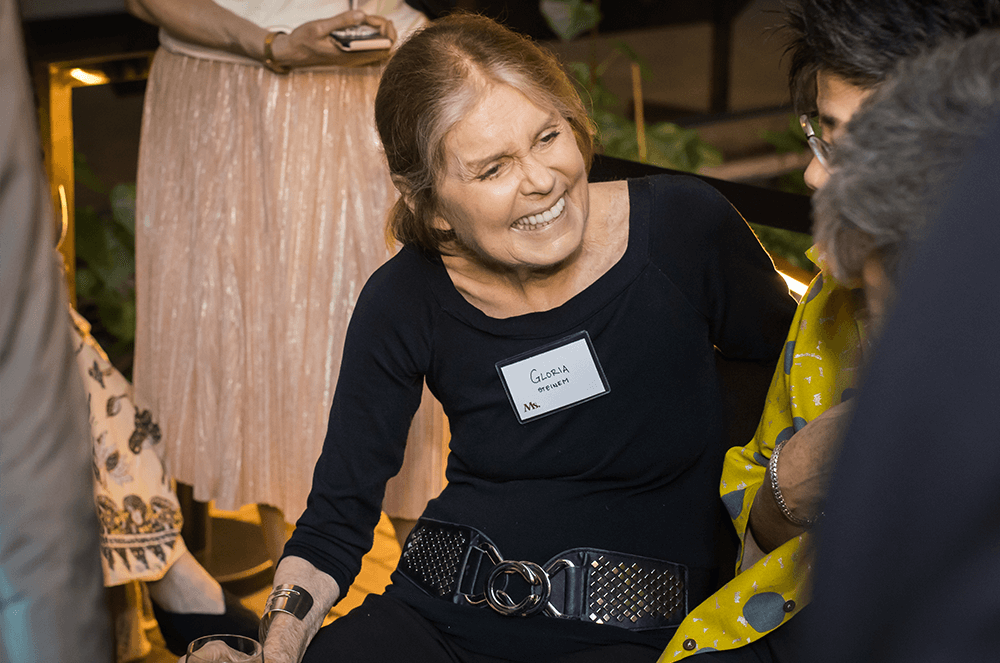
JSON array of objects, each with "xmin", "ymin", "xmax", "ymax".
[
  {"xmin": 393, "ymin": 176, "xmax": 452, "ymax": 233},
  {"xmin": 393, "ymin": 176, "xmax": 450, "ymax": 230},
  {"xmin": 391, "ymin": 175, "xmax": 415, "ymax": 211},
  {"xmin": 429, "ymin": 212, "xmax": 452, "ymax": 232},
  {"xmin": 421, "ymin": 192, "xmax": 452, "ymax": 233}
]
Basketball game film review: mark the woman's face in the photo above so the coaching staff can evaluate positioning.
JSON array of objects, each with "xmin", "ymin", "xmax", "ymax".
[
  {"xmin": 431, "ymin": 84, "xmax": 589, "ymax": 273},
  {"xmin": 804, "ymin": 71, "xmax": 874, "ymax": 191}
]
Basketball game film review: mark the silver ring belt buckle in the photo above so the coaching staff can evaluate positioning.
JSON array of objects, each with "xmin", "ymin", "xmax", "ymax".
[
  {"xmin": 397, "ymin": 518, "xmax": 689, "ymax": 630},
  {"xmin": 462, "ymin": 541, "xmax": 575, "ymax": 618}
]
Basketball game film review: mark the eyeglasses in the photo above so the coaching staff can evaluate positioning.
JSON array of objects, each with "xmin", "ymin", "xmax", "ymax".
[{"xmin": 799, "ymin": 113, "xmax": 832, "ymax": 171}]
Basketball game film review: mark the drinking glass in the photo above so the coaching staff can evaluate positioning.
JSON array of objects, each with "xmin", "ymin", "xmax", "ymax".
[{"xmin": 187, "ymin": 634, "xmax": 263, "ymax": 662}]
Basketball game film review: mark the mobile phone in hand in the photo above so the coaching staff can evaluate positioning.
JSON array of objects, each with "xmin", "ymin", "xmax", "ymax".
[{"xmin": 330, "ymin": 24, "xmax": 391, "ymax": 51}]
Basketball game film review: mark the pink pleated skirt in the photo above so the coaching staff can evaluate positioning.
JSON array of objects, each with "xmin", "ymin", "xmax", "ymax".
[{"xmin": 134, "ymin": 48, "xmax": 445, "ymax": 521}]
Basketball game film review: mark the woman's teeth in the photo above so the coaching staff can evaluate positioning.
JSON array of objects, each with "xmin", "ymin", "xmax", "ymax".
[{"xmin": 513, "ymin": 196, "xmax": 565, "ymax": 229}]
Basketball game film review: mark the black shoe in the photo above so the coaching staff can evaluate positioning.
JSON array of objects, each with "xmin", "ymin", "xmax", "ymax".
[{"xmin": 151, "ymin": 589, "xmax": 260, "ymax": 655}]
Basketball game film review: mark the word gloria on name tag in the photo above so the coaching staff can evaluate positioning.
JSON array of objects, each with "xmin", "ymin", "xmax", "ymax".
[{"xmin": 496, "ymin": 331, "xmax": 610, "ymax": 423}]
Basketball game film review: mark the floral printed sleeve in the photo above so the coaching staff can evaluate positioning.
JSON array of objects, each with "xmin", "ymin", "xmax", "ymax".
[{"xmin": 72, "ymin": 309, "xmax": 185, "ymax": 587}]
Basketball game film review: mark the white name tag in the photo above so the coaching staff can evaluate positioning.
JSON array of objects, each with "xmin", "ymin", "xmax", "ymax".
[{"xmin": 496, "ymin": 331, "xmax": 610, "ymax": 423}]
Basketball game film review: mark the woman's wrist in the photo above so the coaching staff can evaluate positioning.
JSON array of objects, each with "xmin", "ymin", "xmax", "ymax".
[
  {"xmin": 768, "ymin": 441, "xmax": 824, "ymax": 526},
  {"xmin": 263, "ymin": 31, "xmax": 290, "ymax": 73},
  {"xmin": 748, "ymin": 472, "xmax": 807, "ymax": 554},
  {"xmin": 260, "ymin": 585, "xmax": 313, "ymax": 642},
  {"xmin": 261, "ymin": 611, "xmax": 308, "ymax": 663}
]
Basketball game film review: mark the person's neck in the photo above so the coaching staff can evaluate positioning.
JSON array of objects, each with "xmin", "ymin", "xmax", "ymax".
[
  {"xmin": 441, "ymin": 180, "xmax": 629, "ymax": 319},
  {"xmin": 442, "ymin": 248, "xmax": 587, "ymax": 318}
]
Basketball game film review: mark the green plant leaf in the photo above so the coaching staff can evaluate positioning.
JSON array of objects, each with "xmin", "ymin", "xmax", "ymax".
[
  {"xmin": 71, "ymin": 154, "xmax": 137, "ymax": 375},
  {"xmin": 110, "ymin": 183, "xmax": 136, "ymax": 235},
  {"xmin": 108, "ymin": 222, "xmax": 136, "ymax": 262},
  {"xmin": 75, "ymin": 267, "xmax": 100, "ymax": 298},
  {"xmin": 760, "ymin": 114, "xmax": 809, "ymax": 154},
  {"xmin": 75, "ymin": 206, "xmax": 114, "ymax": 271},
  {"xmin": 594, "ymin": 112, "xmax": 638, "ymax": 160},
  {"xmin": 593, "ymin": 52, "xmax": 614, "ymax": 79},
  {"xmin": 642, "ymin": 122, "xmax": 720, "ymax": 173},
  {"xmin": 591, "ymin": 83, "xmax": 620, "ymax": 113},
  {"xmin": 568, "ymin": 62, "xmax": 620, "ymax": 115},
  {"xmin": 77, "ymin": 219, "xmax": 133, "ymax": 291},
  {"xmin": 775, "ymin": 170, "xmax": 811, "ymax": 196},
  {"xmin": 554, "ymin": 11, "xmax": 722, "ymax": 174},
  {"xmin": 760, "ymin": 129, "xmax": 805, "ymax": 154},
  {"xmin": 97, "ymin": 295, "xmax": 136, "ymax": 344},
  {"xmin": 540, "ymin": 0, "xmax": 601, "ymax": 41},
  {"xmin": 74, "ymin": 152, "xmax": 106, "ymax": 195},
  {"xmin": 611, "ymin": 40, "xmax": 652, "ymax": 80},
  {"xmin": 567, "ymin": 60, "xmax": 593, "ymax": 87},
  {"xmin": 749, "ymin": 223, "xmax": 816, "ymax": 273}
]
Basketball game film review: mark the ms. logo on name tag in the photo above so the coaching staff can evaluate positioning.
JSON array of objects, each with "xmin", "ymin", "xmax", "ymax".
[{"xmin": 496, "ymin": 331, "xmax": 610, "ymax": 423}]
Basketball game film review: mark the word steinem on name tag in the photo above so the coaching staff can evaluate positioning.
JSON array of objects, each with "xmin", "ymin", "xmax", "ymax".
[{"xmin": 496, "ymin": 331, "xmax": 610, "ymax": 424}]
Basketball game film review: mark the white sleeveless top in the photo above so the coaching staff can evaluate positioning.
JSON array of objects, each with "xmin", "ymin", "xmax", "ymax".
[{"xmin": 160, "ymin": 0, "xmax": 426, "ymax": 67}]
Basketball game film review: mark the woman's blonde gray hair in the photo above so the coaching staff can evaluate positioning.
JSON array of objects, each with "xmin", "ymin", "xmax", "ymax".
[{"xmin": 374, "ymin": 13, "xmax": 595, "ymax": 255}]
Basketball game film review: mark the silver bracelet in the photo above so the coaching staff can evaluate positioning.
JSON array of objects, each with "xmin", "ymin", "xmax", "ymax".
[
  {"xmin": 768, "ymin": 441, "xmax": 822, "ymax": 527},
  {"xmin": 259, "ymin": 584, "xmax": 315, "ymax": 644}
]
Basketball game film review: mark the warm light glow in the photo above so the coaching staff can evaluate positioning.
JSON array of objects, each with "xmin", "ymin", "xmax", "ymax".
[
  {"xmin": 57, "ymin": 184, "xmax": 69, "ymax": 249},
  {"xmin": 780, "ymin": 272, "xmax": 809, "ymax": 298},
  {"xmin": 69, "ymin": 68, "xmax": 108, "ymax": 86}
]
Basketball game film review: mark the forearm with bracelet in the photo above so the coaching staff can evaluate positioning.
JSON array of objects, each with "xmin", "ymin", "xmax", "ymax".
[{"xmin": 259, "ymin": 584, "xmax": 314, "ymax": 644}]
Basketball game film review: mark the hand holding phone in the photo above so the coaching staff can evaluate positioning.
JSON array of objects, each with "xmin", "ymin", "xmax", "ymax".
[{"xmin": 330, "ymin": 24, "xmax": 392, "ymax": 51}]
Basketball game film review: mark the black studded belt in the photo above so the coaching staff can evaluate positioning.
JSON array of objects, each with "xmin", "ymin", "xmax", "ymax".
[{"xmin": 397, "ymin": 518, "xmax": 691, "ymax": 631}]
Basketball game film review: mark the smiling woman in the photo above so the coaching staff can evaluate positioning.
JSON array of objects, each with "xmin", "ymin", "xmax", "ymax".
[
  {"xmin": 436, "ymin": 87, "xmax": 587, "ymax": 259},
  {"xmin": 431, "ymin": 84, "xmax": 607, "ymax": 315},
  {"xmin": 261, "ymin": 13, "xmax": 797, "ymax": 663},
  {"xmin": 372, "ymin": 14, "xmax": 633, "ymax": 317}
]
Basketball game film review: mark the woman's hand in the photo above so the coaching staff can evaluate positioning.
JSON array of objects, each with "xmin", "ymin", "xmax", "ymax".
[
  {"xmin": 125, "ymin": 0, "xmax": 396, "ymax": 70},
  {"xmin": 170, "ymin": 556, "xmax": 338, "ymax": 663},
  {"xmin": 269, "ymin": 10, "xmax": 398, "ymax": 69},
  {"xmin": 264, "ymin": 557, "xmax": 341, "ymax": 663},
  {"xmin": 176, "ymin": 640, "xmax": 258, "ymax": 662},
  {"xmin": 171, "ymin": 626, "xmax": 299, "ymax": 663},
  {"xmin": 748, "ymin": 399, "xmax": 856, "ymax": 553}
]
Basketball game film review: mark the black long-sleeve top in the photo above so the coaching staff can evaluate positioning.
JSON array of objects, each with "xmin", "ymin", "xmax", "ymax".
[{"xmin": 283, "ymin": 175, "xmax": 796, "ymax": 658}]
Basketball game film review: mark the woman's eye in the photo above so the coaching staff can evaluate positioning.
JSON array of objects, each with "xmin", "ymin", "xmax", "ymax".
[
  {"xmin": 478, "ymin": 164, "xmax": 501, "ymax": 180},
  {"xmin": 819, "ymin": 122, "xmax": 834, "ymax": 142},
  {"xmin": 540, "ymin": 130, "xmax": 560, "ymax": 144}
]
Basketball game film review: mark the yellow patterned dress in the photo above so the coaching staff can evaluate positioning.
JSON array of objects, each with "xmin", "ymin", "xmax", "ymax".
[{"xmin": 660, "ymin": 253, "xmax": 866, "ymax": 660}]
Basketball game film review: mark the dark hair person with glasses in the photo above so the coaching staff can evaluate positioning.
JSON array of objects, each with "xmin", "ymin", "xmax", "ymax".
[
  {"xmin": 812, "ymin": 31, "xmax": 1000, "ymax": 331},
  {"xmin": 661, "ymin": 2, "xmax": 1000, "ymax": 662},
  {"xmin": 806, "ymin": 32, "xmax": 1000, "ymax": 662},
  {"xmin": 786, "ymin": 0, "xmax": 1000, "ymax": 190},
  {"xmin": 798, "ymin": 113, "xmax": 830, "ymax": 172}
]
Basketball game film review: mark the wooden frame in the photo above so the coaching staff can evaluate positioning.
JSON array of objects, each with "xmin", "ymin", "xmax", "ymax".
[{"xmin": 36, "ymin": 52, "xmax": 153, "ymax": 306}]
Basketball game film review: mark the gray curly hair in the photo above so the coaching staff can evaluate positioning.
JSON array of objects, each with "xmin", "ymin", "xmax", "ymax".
[{"xmin": 812, "ymin": 31, "xmax": 1000, "ymax": 285}]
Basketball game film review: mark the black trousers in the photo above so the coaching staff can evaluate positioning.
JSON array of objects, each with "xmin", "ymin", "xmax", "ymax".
[
  {"xmin": 301, "ymin": 593, "xmax": 808, "ymax": 663},
  {"xmin": 301, "ymin": 594, "xmax": 663, "ymax": 663}
]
